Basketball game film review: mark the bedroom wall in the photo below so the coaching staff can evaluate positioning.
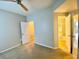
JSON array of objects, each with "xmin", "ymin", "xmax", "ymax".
[
  {"xmin": 27, "ymin": 0, "xmax": 65, "ymax": 48},
  {"xmin": 0, "ymin": 10, "xmax": 26, "ymax": 52}
]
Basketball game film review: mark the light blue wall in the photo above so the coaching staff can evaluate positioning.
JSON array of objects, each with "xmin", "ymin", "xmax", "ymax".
[
  {"xmin": 0, "ymin": 10, "xmax": 26, "ymax": 52},
  {"xmin": 27, "ymin": 9, "xmax": 54, "ymax": 48},
  {"xmin": 27, "ymin": 0, "xmax": 65, "ymax": 48}
]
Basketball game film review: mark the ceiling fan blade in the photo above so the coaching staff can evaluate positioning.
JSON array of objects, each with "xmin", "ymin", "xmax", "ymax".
[
  {"xmin": 19, "ymin": 3, "xmax": 28, "ymax": 11},
  {"xmin": 16, "ymin": 0, "xmax": 28, "ymax": 11}
]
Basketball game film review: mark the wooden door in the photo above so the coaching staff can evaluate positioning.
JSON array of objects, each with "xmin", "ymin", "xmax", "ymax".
[
  {"xmin": 58, "ymin": 15, "xmax": 71, "ymax": 53},
  {"xmin": 21, "ymin": 22, "xmax": 29, "ymax": 44},
  {"xmin": 65, "ymin": 14, "xmax": 71, "ymax": 53}
]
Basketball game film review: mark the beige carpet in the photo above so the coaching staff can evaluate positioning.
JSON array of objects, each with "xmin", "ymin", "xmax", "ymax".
[{"xmin": 0, "ymin": 42, "xmax": 73, "ymax": 59}]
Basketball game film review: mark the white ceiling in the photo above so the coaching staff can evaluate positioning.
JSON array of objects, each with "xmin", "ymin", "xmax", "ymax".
[
  {"xmin": 24, "ymin": 0, "xmax": 53, "ymax": 9},
  {"xmin": 22, "ymin": 0, "xmax": 54, "ymax": 14},
  {"xmin": 0, "ymin": 1, "xmax": 28, "ymax": 16},
  {"xmin": 0, "ymin": 0, "xmax": 62, "ymax": 16}
]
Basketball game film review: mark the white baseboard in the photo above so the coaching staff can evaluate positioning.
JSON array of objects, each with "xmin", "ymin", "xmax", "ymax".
[
  {"xmin": 35, "ymin": 42, "xmax": 58, "ymax": 49},
  {"xmin": 0, "ymin": 44, "xmax": 21, "ymax": 53},
  {"xmin": 52, "ymin": 47, "xmax": 58, "ymax": 49}
]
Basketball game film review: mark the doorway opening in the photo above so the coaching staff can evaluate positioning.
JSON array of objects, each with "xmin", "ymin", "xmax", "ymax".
[
  {"xmin": 21, "ymin": 21, "xmax": 35, "ymax": 45},
  {"xmin": 53, "ymin": 0, "xmax": 78, "ymax": 58},
  {"xmin": 54, "ymin": 11, "xmax": 78, "ymax": 59},
  {"xmin": 58, "ymin": 14, "xmax": 71, "ymax": 53}
]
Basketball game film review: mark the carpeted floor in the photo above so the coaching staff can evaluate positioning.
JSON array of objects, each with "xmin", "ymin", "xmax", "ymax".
[{"xmin": 0, "ymin": 42, "xmax": 73, "ymax": 59}]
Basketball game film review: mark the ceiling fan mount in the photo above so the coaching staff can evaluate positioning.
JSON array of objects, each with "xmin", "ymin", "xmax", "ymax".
[{"xmin": 16, "ymin": 0, "xmax": 21, "ymax": 4}]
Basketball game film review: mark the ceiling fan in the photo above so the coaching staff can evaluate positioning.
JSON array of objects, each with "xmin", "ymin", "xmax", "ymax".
[{"xmin": 0, "ymin": 0, "xmax": 28, "ymax": 11}]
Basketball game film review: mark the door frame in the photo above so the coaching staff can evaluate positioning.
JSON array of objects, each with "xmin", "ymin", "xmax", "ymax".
[
  {"xmin": 53, "ymin": 12, "xmax": 68, "ymax": 48},
  {"xmin": 70, "ymin": 10, "xmax": 78, "ymax": 54},
  {"xmin": 53, "ymin": 11, "xmax": 78, "ymax": 54}
]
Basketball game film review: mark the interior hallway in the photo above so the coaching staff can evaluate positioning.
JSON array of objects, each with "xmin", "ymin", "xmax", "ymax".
[{"xmin": 0, "ymin": 41, "xmax": 72, "ymax": 59}]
